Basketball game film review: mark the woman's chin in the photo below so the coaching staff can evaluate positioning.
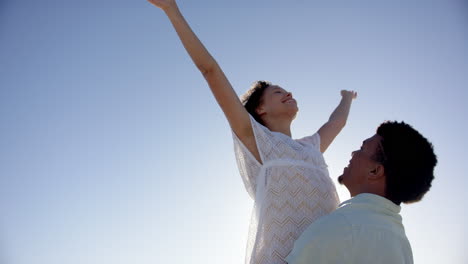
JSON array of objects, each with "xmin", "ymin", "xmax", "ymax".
[{"xmin": 288, "ymin": 106, "xmax": 299, "ymax": 116}]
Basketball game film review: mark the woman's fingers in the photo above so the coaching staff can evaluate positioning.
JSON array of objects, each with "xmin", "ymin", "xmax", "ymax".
[{"xmin": 341, "ymin": 90, "xmax": 358, "ymax": 99}]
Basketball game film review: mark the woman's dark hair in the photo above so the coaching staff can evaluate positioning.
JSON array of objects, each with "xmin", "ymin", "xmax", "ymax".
[
  {"xmin": 240, "ymin": 80, "xmax": 272, "ymax": 125},
  {"xmin": 375, "ymin": 121, "xmax": 437, "ymax": 205}
]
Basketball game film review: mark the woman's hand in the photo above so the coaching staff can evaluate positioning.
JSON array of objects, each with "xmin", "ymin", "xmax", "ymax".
[
  {"xmin": 147, "ymin": 0, "xmax": 176, "ymax": 11},
  {"xmin": 341, "ymin": 90, "xmax": 357, "ymax": 100}
]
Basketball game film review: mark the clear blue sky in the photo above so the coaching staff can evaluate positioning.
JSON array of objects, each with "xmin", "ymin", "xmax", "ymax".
[{"xmin": 1, "ymin": 0, "xmax": 467, "ymax": 263}]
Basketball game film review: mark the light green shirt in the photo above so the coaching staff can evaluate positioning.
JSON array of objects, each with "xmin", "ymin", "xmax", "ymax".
[{"xmin": 286, "ymin": 193, "xmax": 413, "ymax": 264}]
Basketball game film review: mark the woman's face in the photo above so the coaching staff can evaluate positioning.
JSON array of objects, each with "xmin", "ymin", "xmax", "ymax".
[{"xmin": 256, "ymin": 85, "xmax": 298, "ymax": 120}]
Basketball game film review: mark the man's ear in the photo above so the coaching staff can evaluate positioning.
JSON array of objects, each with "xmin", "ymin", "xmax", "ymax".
[{"xmin": 368, "ymin": 164, "xmax": 385, "ymax": 182}]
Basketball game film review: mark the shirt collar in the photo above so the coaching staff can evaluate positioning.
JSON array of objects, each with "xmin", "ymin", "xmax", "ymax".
[{"xmin": 339, "ymin": 193, "xmax": 402, "ymax": 215}]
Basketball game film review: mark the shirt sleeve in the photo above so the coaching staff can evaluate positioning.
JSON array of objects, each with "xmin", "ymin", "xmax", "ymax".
[{"xmin": 296, "ymin": 133, "xmax": 321, "ymax": 152}]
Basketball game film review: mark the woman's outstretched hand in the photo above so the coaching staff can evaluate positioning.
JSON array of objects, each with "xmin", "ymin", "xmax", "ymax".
[
  {"xmin": 147, "ymin": 0, "xmax": 176, "ymax": 11},
  {"xmin": 341, "ymin": 90, "xmax": 358, "ymax": 100}
]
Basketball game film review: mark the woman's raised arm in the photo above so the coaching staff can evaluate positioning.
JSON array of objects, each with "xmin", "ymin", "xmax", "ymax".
[
  {"xmin": 148, "ymin": 0, "xmax": 261, "ymax": 161},
  {"xmin": 317, "ymin": 90, "xmax": 357, "ymax": 153}
]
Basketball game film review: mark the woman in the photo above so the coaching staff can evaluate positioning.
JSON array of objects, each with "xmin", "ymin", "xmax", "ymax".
[{"xmin": 148, "ymin": 1, "xmax": 357, "ymax": 263}]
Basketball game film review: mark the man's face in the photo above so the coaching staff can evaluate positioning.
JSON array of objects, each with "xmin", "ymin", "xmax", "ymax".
[{"xmin": 338, "ymin": 134, "xmax": 383, "ymax": 196}]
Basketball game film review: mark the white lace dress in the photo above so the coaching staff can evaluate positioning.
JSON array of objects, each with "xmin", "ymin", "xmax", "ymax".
[{"xmin": 233, "ymin": 115, "xmax": 340, "ymax": 264}]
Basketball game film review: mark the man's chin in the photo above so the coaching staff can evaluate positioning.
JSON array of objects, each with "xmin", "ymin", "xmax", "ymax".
[{"xmin": 338, "ymin": 175, "xmax": 344, "ymax": 184}]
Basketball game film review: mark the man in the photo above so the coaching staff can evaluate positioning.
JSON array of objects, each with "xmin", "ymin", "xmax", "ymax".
[{"xmin": 286, "ymin": 121, "xmax": 437, "ymax": 264}]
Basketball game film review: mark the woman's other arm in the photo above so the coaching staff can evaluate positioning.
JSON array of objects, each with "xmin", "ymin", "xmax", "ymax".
[{"xmin": 317, "ymin": 90, "xmax": 357, "ymax": 153}]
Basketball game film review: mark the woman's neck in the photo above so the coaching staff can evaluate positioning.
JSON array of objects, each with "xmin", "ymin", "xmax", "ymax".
[{"xmin": 264, "ymin": 117, "xmax": 293, "ymax": 137}]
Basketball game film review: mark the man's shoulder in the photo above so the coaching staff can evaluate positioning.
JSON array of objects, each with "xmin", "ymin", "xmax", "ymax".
[{"xmin": 304, "ymin": 209, "xmax": 352, "ymax": 238}]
